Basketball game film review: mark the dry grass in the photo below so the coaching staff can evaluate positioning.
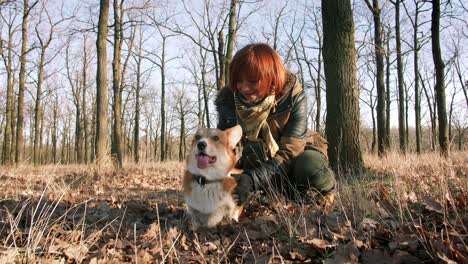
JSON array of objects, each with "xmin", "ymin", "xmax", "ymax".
[{"xmin": 0, "ymin": 152, "xmax": 466, "ymax": 263}]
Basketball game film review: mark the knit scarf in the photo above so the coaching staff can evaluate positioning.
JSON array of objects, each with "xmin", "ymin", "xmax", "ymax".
[{"xmin": 234, "ymin": 93, "xmax": 279, "ymax": 157}]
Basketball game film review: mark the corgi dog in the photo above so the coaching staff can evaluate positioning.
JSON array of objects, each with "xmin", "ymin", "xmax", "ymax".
[{"xmin": 183, "ymin": 125, "xmax": 243, "ymax": 230}]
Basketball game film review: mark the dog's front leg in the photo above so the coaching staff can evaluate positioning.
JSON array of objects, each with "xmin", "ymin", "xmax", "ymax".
[
  {"xmin": 206, "ymin": 208, "xmax": 225, "ymax": 227},
  {"xmin": 188, "ymin": 208, "xmax": 205, "ymax": 231}
]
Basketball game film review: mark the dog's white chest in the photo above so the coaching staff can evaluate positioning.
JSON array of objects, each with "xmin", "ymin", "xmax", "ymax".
[{"xmin": 185, "ymin": 182, "xmax": 234, "ymax": 215}]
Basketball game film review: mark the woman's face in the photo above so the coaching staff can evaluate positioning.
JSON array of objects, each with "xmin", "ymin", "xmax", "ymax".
[{"xmin": 237, "ymin": 78, "xmax": 261, "ymax": 102}]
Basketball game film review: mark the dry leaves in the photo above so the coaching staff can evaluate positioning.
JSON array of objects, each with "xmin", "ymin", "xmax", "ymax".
[{"xmin": 0, "ymin": 154, "xmax": 466, "ymax": 263}]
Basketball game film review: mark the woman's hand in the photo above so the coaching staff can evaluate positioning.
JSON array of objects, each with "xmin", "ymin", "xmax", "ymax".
[{"xmin": 231, "ymin": 173, "xmax": 254, "ymax": 205}]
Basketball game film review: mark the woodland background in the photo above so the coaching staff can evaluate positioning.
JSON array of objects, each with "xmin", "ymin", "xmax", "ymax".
[
  {"xmin": 0, "ymin": 0, "xmax": 467, "ymax": 263},
  {"xmin": 0, "ymin": 0, "xmax": 466, "ymax": 168}
]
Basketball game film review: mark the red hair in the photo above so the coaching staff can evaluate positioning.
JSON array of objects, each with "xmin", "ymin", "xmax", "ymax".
[{"xmin": 229, "ymin": 43, "xmax": 286, "ymax": 98}]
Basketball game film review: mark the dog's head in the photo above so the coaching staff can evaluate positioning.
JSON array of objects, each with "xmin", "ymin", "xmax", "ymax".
[{"xmin": 186, "ymin": 125, "xmax": 242, "ymax": 179}]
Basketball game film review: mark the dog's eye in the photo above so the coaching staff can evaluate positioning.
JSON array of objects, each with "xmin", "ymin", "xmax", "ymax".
[
  {"xmin": 195, "ymin": 135, "xmax": 201, "ymax": 140},
  {"xmin": 212, "ymin": 135, "xmax": 220, "ymax": 141}
]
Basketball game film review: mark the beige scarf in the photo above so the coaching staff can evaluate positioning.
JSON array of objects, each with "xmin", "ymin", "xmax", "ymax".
[{"xmin": 234, "ymin": 93, "xmax": 279, "ymax": 157}]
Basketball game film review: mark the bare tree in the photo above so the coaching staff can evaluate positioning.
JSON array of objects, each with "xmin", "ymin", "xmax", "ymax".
[
  {"xmin": 451, "ymin": 39, "xmax": 468, "ymax": 108},
  {"xmin": 111, "ymin": 0, "xmax": 124, "ymax": 168},
  {"xmin": 81, "ymin": 35, "xmax": 91, "ymax": 164},
  {"xmin": 431, "ymin": 0, "xmax": 449, "ymax": 157},
  {"xmin": 390, "ymin": 0, "xmax": 407, "ymax": 154},
  {"xmin": 16, "ymin": 0, "xmax": 38, "ymax": 163},
  {"xmin": 322, "ymin": 0, "xmax": 363, "ymax": 172},
  {"xmin": 95, "ymin": 0, "xmax": 110, "ymax": 163},
  {"xmin": 451, "ymin": 105, "xmax": 467, "ymax": 151},
  {"xmin": 32, "ymin": 5, "xmax": 63, "ymax": 165},
  {"xmin": 132, "ymin": 19, "xmax": 144, "ymax": 163},
  {"xmin": 420, "ymin": 71, "xmax": 437, "ymax": 150},
  {"xmin": 223, "ymin": 0, "xmax": 237, "ymax": 86},
  {"xmin": 172, "ymin": 85, "xmax": 193, "ymax": 161},
  {"xmin": 181, "ymin": 45, "xmax": 211, "ymax": 128},
  {"xmin": 66, "ymin": 39, "xmax": 83, "ymax": 164},
  {"xmin": 365, "ymin": 0, "xmax": 387, "ymax": 157},
  {"xmin": 383, "ymin": 23, "xmax": 392, "ymax": 148},
  {"xmin": 51, "ymin": 92, "xmax": 58, "ymax": 163},
  {"xmin": 359, "ymin": 56, "xmax": 378, "ymax": 153},
  {"xmin": 0, "ymin": 3, "xmax": 19, "ymax": 164},
  {"xmin": 143, "ymin": 12, "xmax": 178, "ymax": 161},
  {"xmin": 308, "ymin": 7, "xmax": 324, "ymax": 132},
  {"xmin": 403, "ymin": 0, "xmax": 429, "ymax": 154}
]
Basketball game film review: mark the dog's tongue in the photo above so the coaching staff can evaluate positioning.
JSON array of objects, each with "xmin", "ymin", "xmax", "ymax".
[{"xmin": 197, "ymin": 155, "xmax": 209, "ymax": 169}]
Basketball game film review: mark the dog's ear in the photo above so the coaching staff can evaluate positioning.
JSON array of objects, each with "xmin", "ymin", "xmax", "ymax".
[{"xmin": 226, "ymin": 125, "xmax": 242, "ymax": 149}]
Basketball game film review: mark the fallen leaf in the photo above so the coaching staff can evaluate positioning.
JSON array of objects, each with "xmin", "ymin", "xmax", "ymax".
[
  {"xmin": 421, "ymin": 195, "xmax": 444, "ymax": 213},
  {"xmin": 304, "ymin": 238, "xmax": 335, "ymax": 250},
  {"xmin": 404, "ymin": 191, "xmax": 417, "ymax": 203},
  {"xmin": 0, "ymin": 248, "xmax": 19, "ymax": 263},
  {"xmin": 64, "ymin": 244, "xmax": 89, "ymax": 263},
  {"xmin": 359, "ymin": 218, "xmax": 379, "ymax": 231},
  {"xmin": 289, "ymin": 249, "xmax": 306, "ymax": 261},
  {"xmin": 204, "ymin": 241, "xmax": 218, "ymax": 253}
]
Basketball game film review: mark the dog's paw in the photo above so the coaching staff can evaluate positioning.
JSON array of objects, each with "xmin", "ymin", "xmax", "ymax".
[
  {"xmin": 231, "ymin": 205, "xmax": 244, "ymax": 222},
  {"xmin": 190, "ymin": 219, "xmax": 201, "ymax": 231}
]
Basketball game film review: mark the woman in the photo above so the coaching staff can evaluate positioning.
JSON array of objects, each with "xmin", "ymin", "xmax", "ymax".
[{"xmin": 215, "ymin": 43, "xmax": 335, "ymax": 207}]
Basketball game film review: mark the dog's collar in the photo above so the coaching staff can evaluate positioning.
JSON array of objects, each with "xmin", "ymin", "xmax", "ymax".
[{"xmin": 193, "ymin": 174, "xmax": 223, "ymax": 187}]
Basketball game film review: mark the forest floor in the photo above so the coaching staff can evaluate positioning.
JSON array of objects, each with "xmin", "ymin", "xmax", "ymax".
[{"xmin": 0, "ymin": 152, "xmax": 467, "ymax": 263}]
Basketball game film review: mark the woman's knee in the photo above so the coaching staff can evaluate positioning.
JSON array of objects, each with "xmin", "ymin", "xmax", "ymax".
[{"xmin": 291, "ymin": 150, "xmax": 336, "ymax": 192}]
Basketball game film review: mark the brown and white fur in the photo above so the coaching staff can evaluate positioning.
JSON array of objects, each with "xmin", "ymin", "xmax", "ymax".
[{"xmin": 183, "ymin": 125, "xmax": 243, "ymax": 230}]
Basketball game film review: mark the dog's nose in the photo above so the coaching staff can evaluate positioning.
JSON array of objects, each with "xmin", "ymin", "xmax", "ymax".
[{"xmin": 197, "ymin": 141, "xmax": 207, "ymax": 151}]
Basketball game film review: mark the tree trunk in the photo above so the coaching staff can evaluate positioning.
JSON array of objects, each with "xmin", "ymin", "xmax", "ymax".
[
  {"xmin": 200, "ymin": 47, "xmax": 210, "ymax": 128},
  {"xmin": 405, "ymin": 83, "xmax": 409, "ymax": 149},
  {"xmin": 385, "ymin": 27, "xmax": 391, "ymax": 149},
  {"xmin": 39, "ymin": 109, "xmax": 44, "ymax": 163},
  {"xmin": 160, "ymin": 37, "xmax": 167, "ymax": 161},
  {"xmin": 420, "ymin": 72, "xmax": 437, "ymax": 151},
  {"xmin": 33, "ymin": 8, "xmax": 54, "ymax": 165},
  {"xmin": 45, "ymin": 127, "xmax": 50, "ymax": 164},
  {"xmin": 67, "ymin": 118, "xmax": 72, "ymax": 163},
  {"xmin": 366, "ymin": 0, "xmax": 387, "ymax": 157},
  {"xmin": 431, "ymin": 0, "xmax": 449, "ymax": 157},
  {"xmin": 66, "ymin": 44, "xmax": 82, "ymax": 163},
  {"xmin": 197, "ymin": 76, "xmax": 203, "ymax": 127},
  {"xmin": 218, "ymin": 30, "xmax": 225, "ymax": 90},
  {"xmin": 33, "ymin": 48, "xmax": 45, "ymax": 165},
  {"xmin": 316, "ymin": 37, "xmax": 323, "ymax": 133},
  {"xmin": 371, "ymin": 102, "xmax": 376, "ymax": 154},
  {"xmin": 322, "ymin": 0, "xmax": 363, "ymax": 172},
  {"xmin": 61, "ymin": 121, "xmax": 68, "ymax": 163},
  {"xmin": 395, "ymin": 0, "xmax": 407, "ymax": 153},
  {"xmin": 82, "ymin": 37, "xmax": 89, "ymax": 164},
  {"xmin": 0, "ymin": 21, "xmax": 14, "ymax": 164},
  {"xmin": 52, "ymin": 96, "xmax": 58, "ymax": 164},
  {"xmin": 111, "ymin": 0, "xmax": 123, "ymax": 168},
  {"xmin": 178, "ymin": 98, "xmax": 186, "ymax": 162},
  {"xmin": 95, "ymin": 0, "xmax": 110, "ymax": 162},
  {"xmin": 413, "ymin": 3, "xmax": 422, "ymax": 153},
  {"xmin": 134, "ymin": 26, "xmax": 143, "ymax": 163},
  {"xmin": 74, "ymin": 94, "xmax": 82, "ymax": 163},
  {"xmin": 224, "ymin": 0, "xmax": 237, "ymax": 86},
  {"xmin": 15, "ymin": 0, "xmax": 30, "ymax": 164},
  {"xmin": 448, "ymin": 89, "xmax": 456, "ymax": 149}
]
